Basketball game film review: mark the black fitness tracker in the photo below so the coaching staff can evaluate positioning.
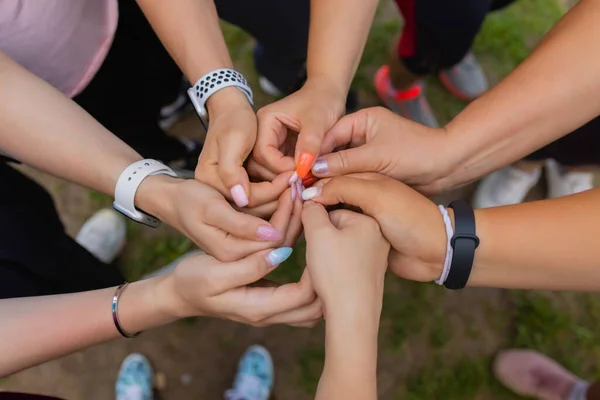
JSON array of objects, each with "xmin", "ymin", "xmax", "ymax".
[{"xmin": 444, "ymin": 200, "xmax": 479, "ymax": 290}]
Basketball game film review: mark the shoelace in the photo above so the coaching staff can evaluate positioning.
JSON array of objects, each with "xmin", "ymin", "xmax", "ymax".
[{"xmin": 224, "ymin": 374, "xmax": 266, "ymax": 400}]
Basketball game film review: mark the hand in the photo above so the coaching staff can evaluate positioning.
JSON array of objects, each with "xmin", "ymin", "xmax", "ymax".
[
  {"xmin": 251, "ymin": 77, "xmax": 346, "ymax": 182},
  {"xmin": 311, "ymin": 107, "xmax": 453, "ymax": 194},
  {"xmin": 137, "ymin": 175, "xmax": 303, "ymax": 262},
  {"xmin": 301, "ymin": 201, "xmax": 389, "ymax": 316},
  {"xmin": 303, "ymin": 173, "xmax": 447, "ymax": 282},
  {"xmin": 159, "ymin": 249, "xmax": 322, "ymax": 328},
  {"xmin": 196, "ymin": 88, "xmax": 290, "ymax": 209}
]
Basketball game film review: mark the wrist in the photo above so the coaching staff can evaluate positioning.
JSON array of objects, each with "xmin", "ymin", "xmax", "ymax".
[
  {"xmin": 324, "ymin": 296, "xmax": 382, "ymax": 328},
  {"xmin": 206, "ymin": 86, "xmax": 252, "ymax": 117},
  {"xmin": 135, "ymin": 174, "xmax": 181, "ymax": 226},
  {"xmin": 303, "ymin": 75, "xmax": 347, "ymax": 109}
]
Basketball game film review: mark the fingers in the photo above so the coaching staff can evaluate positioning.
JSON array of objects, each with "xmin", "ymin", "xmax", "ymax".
[
  {"xmin": 295, "ymin": 118, "xmax": 329, "ymax": 179},
  {"xmin": 247, "ymin": 158, "xmax": 278, "ymax": 181},
  {"xmin": 283, "ymin": 189, "xmax": 304, "ymax": 247},
  {"xmin": 246, "ymin": 171, "xmax": 293, "ymax": 207},
  {"xmin": 301, "ymin": 201, "xmax": 335, "ymax": 242},
  {"xmin": 254, "ymin": 112, "xmax": 297, "ymax": 173},
  {"xmin": 327, "ymin": 209, "xmax": 371, "ymax": 231},
  {"xmin": 319, "ymin": 109, "xmax": 369, "ymax": 155},
  {"xmin": 259, "ymin": 296, "xmax": 323, "ymax": 327},
  {"xmin": 301, "ymin": 176, "xmax": 379, "ymax": 217},
  {"xmin": 205, "ymin": 201, "xmax": 284, "ymax": 242},
  {"xmin": 217, "ymin": 130, "xmax": 255, "ymax": 207},
  {"xmin": 208, "ymin": 248, "xmax": 294, "ymax": 295},
  {"xmin": 311, "ymin": 146, "xmax": 379, "ymax": 178}
]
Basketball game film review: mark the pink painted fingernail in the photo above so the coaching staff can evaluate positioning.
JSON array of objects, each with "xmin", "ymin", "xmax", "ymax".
[
  {"xmin": 230, "ymin": 184, "xmax": 249, "ymax": 207},
  {"xmin": 296, "ymin": 181, "xmax": 303, "ymax": 201},
  {"xmin": 291, "ymin": 181, "xmax": 297, "ymax": 201},
  {"xmin": 257, "ymin": 225, "xmax": 284, "ymax": 241},
  {"xmin": 312, "ymin": 157, "xmax": 330, "ymax": 176},
  {"xmin": 288, "ymin": 171, "xmax": 298, "ymax": 184}
]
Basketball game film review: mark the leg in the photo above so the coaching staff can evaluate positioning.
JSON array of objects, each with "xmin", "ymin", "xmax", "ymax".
[
  {"xmin": 0, "ymin": 162, "xmax": 124, "ymax": 299},
  {"xmin": 214, "ymin": 0, "xmax": 310, "ymax": 94},
  {"xmin": 73, "ymin": 0, "xmax": 187, "ymax": 163}
]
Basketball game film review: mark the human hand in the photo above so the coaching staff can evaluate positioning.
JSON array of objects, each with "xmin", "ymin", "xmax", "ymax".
[
  {"xmin": 250, "ymin": 77, "xmax": 346, "ymax": 182},
  {"xmin": 157, "ymin": 248, "xmax": 321, "ymax": 328},
  {"xmin": 301, "ymin": 201, "xmax": 389, "ymax": 317},
  {"xmin": 303, "ymin": 173, "xmax": 447, "ymax": 282},
  {"xmin": 137, "ymin": 174, "xmax": 303, "ymax": 262},
  {"xmin": 311, "ymin": 107, "xmax": 453, "ymax": 194},
  {"xmin": 195, "ymin": 88, "xmax": 290, "ymax": 209}
]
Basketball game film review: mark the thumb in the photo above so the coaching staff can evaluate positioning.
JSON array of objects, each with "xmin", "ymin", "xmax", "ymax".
[
  {"xmin": 301, "ymin": 201, "xmax": 335, "ymax": 241},
  {"xmin": 311, "ymin": 146, "xmax": 378, "ymax": 178},
  {"xmin": 218, "ymin": 131, "xmax": 253, "ymax": 208},
  {"xmin": 301, "ymin": 176, "xmax": 379, "ymax": 217},
  {"xmin": 295, "ymin": 117, "xmax": 331, "ymax": 179}
]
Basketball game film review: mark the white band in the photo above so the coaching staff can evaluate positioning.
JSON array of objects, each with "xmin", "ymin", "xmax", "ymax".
[
  {"xmin": 187, "ymin": 68, "xmax": 253, "ymax": 128},
  {"xmin": 113, "ymin": 159, "xmax": 177, "ymax": 228},
  {"xmin": 435, "ymin": 205, "xmax": 454, "ymax": 285}
]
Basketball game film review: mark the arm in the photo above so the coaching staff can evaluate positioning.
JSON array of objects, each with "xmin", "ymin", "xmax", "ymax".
[
  {"xmin": 302, "ymin": 203, "xmax": 387, "ymax": 399},
  {"xmin": 317, "ymin": 305, "xmax": 379, "ymax": 399},
  {"xmin": 307, "ymin": 174, "xmax": 600, "ymax": 292},
  {"xmin": 0, "ymin": 51, "xmax": 294, "ymax": 261},
  {"xmin": 1, "ymin": 249, "xmax": 319, "ymax": 376},
  {"xmin": 252, "ymin": 0, "xmax": 378, "ymax": 180},
  {"xmin": 438, "ymin": 0, "xmax": 600, "ymax": 191}
]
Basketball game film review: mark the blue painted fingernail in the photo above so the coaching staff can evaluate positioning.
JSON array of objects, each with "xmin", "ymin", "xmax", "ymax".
[{"xmin": 266, "ymin": 247, "xmax": 293, "ymax": 268}]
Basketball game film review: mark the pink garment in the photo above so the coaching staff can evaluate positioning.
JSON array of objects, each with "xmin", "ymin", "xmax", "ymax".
[{"xmin": 0, "ymin": 0, "xmax": 118, "ymax": 97}]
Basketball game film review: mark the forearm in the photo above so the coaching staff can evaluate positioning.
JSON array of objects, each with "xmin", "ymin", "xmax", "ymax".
[
  {"xmin": 0, "ymin": 276, "xmax": 179, "ymax": 376},
  {"xmin": 136, "ymin": 0, "xmax": 247, "ymax": 114},
  {"xmin": 0, "ymin": 52, "xmax": 141, "ymax": 195},
  {"xmin": 316, "ymin": 304, "xmax": 380, "ymax": 399},
  {"xmin": 307, "ymin": 0, "xmax": 377, "ymax": 95},
  {"xmin": 469, "ymin": 188, "xmax": 600, "ymax": 291},
  {"xmin": 438, "ymin": 0, "xmax": 600, "ymax": 191}
]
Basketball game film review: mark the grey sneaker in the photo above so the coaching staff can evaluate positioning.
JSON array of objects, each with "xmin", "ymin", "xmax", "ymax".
[
  {"xmin": 374, "ymin": 65, "xmax": 439, "ymax": 128},
  {"xmin": 439, "ymin": 52, "xmax": 489, "ymax": 101}
]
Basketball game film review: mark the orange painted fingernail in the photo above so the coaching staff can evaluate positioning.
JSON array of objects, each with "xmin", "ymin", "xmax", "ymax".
[{"xmin": 296, "ymin": 153, "xmax": 315, "ymax": 179}]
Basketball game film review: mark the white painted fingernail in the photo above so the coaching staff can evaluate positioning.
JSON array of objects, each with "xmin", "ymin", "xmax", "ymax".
[
  {"xmin": 288, "ymin": 171, "xmax": 298, "ymax": 184},
  {"xmin": 301, "ymin": 186, "xmax": 322, "ymax": 201}
]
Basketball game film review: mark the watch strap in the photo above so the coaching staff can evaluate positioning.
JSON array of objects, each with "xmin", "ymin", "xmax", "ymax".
[
  {"xmin": 113, "ymin": 159, "xmax": 177, "ymax": 228},
  {"xmin": 444, "ymin": 200, "xmax": 479, "ymax": 290},
  {"xmin": 187, "ymin": 68, "xmax": 253, "ymax": 128}
]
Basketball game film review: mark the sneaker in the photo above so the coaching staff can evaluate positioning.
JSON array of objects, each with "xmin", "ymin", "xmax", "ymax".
[
  {"xmin": 472, "ymin": 166, "xmax": 542, "ymax": 209},
  {"xmin": 159, "ymin": 78, "xmax": 193, "ymax": 130},
  {"xmin": 438, "ymin": 52, "xmax": 489, "ymax": 101},
  {"xmin": 76, "ymin": 208, "xmax": 126, "ymax": 264},
  {"xmin": 374, "ymin": 65, "xmax": 439, "ymax": 128},
  {"xmin": 546, "ymin": 159, "xmax": 594, "ymax": 199},
  {"xmin": 224, "ymin": 345, "xmax": 274, "ymax": 400},
  {"xmin": 493, "ymin": 349, "xmax": 588, "ymax": 400},
  {"xmin": 116, "ymin": 353, "xmax": 154, "ymax": 400}
]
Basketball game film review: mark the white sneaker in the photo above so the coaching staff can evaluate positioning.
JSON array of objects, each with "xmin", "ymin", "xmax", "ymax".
[
  {"xmin": 258, "ymin": 76, "xmax": 282, "ymax": 97},
  {"xmin": 76, "ymin": 208, "xmax": 126, "ymax": 263},
  {"xmin": 546, "ymin": 159, "xmax": 594, "ymax": 199},
  {"xmin": 473, "ymin": 166, "xmax": 542, "ymax": 209}
]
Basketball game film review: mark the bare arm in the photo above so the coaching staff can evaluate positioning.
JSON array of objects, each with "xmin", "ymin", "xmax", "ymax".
[
  {"xmin": 470, "ymin": 188, "xmax": 600, "ymax": 291},
  {"xmin": 439, "ymin": 0, "xmax": 600, "ymax": 190}
]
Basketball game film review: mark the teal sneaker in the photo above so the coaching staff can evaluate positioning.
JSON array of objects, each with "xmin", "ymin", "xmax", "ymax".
[
  {"xmin": 224, "ymin": 345, "xmax": 274, "ymax": 400},
  {"xmin": 116, "ymin": 354, "xmax": 154, "ymax": 400}
]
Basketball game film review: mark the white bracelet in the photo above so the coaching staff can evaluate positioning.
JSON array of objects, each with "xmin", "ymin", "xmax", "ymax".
[
  {"xmin": 435, "ymin": 205, "xmax": 454, "ymax": 285},
  {"xmin": 187, "ymin": 68, "xmax": 253, "ymax": 129},
  {"xmin": 113, "ymin": 159, "xmax": 177, "ymax": 228}
]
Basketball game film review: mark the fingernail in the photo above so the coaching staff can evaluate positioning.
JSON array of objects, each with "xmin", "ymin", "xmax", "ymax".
[
  {"xmin": 312, "ymin": 157, "xmax": 330, "ymax": 176},
  {"xmin": 296, "ymin": 181, "xmax": 303, "ymax": 201},
  {"xmin": 291, "ymin": 181, "xmax": 297, "ymax": 201},
  {"xmin": 266, "ymin": 247, "xmax": 293, "ymax": 267},
  {"xmin": 296, "ymin": 153, "xmax": 315, "ymax": 179},
  {"xmin": 256, "ymin": 225, "xmax": 284, "ymax": 241},
  {"xmin": 302, "ymin": 186, "xmax": 322, "ymax": 201},
  {"xmin": 230, "ymin": 184, "xmax": 249, "ymax": 207},
  {"xmin": 288, "ymin": 171, "xmax": 298, "ymax": 184}
]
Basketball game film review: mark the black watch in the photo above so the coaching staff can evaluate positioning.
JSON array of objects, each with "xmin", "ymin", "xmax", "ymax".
[{"xmin": 444, "ymin": 200, "xmax": 479, "ymax": 290}]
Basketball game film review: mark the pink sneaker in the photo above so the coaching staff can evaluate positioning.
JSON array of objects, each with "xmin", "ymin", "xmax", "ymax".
[{"xmin": 494, "ymin": 349, "xmax": 588, "ymax": 400}]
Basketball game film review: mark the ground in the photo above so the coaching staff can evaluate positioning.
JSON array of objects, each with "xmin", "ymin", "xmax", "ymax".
[{"xmin": 3, "ymin": 0, "xmax": 600, "ymax": 399}]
